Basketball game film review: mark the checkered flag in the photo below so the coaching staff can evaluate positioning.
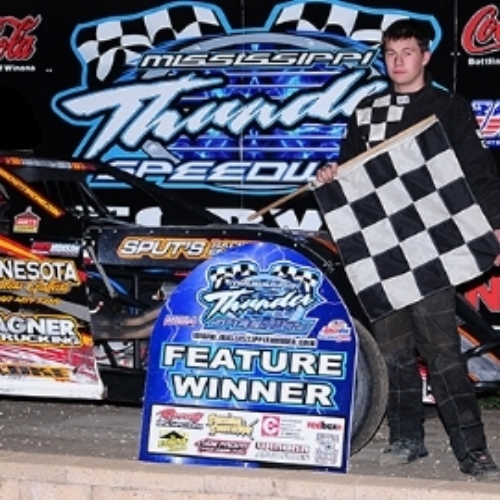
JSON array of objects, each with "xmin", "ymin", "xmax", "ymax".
[
  {"xmin": 207, "ymin": 263, "xmax": 258, "ymax": 290},
  {"xmin": 270, "ymin": 264, "xmax": 320, "ymax": 298},
  {"xmin": 270, "ymin": 1, "xmax": 409, "ymax": 44},
  {"xmin": 314, "ymin": 115, "xmax": 500, "ymax": 321},
  {"xmin": 74, "ymin": 4, "xmax": 225, "ymax": 86}
]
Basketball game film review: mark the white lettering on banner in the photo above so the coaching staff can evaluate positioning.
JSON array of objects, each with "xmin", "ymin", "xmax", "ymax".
[
  {"xmin": 170, "ymin": 374, "xmax": 333, "ymax": 406},
  {"xmin": 59, "ymin": 71, "xmax": 386, "ymax": 158},
  {"xmin": 163, "ymin": 345, "xmax": 343, "ymax": 376},
  {"xmin": 201, "ymin": 289, "xmax": 315, "ymax": 318}
]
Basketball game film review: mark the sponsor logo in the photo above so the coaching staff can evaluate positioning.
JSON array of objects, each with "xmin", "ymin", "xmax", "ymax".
[
  {"xmin": 0, "ymin": 258, "xmax": 80, "ymax": 294},
  {"xmin": 255, "ymin": 441, "xmax": 309, "ymax": 453},
  {"xmin": 261, "ymin": 415, "xmax": 281, "ymax": 437},
  {"xmin": 155, "ymin": 408, "xmax": 204, "ymax": 430},
  {"xmin": 255, "ymin": 441, "xmax": 310, "ymax": 462},
  {"xmin": 163, "ymin": 315, "xmax": 197, "ymax": 327},
  {"xmin": 157, "ymin": 430, "xmax": 188, "ymax": 451},
  {"xmin": 462, "ymin": 4, "xmax": 500, "ymax": 56},
  {"xmin": 117, "ymin": 237, "xmax": 247, "ymax": 260},
  {"xmin": 195, "ymin": 438, "xmax": 250, "ymax": 455},
  {"xmin": 0, "ymin": 15, "xmax": 40, "ymax": 69},
  {"xmin": 31, "ymin": 241, "xmax": 81, "ymax": 258},
  {"xmin": 318, "ymin": 320, "xmax": 352, "ymax": 341},
  {"xmin": 472, "ymin": 100, "xmax": 500, "ymax": 147},
  {"xmin": 52, "ymin": 2, "xmax": 440, "ymax": 195},
  {"xmin": 13, "ymin": 207, "xmax": 40, "ymax": 234},
  {"xmin": 207, "ymin": 413, "xmax": 257, "ymax": 439},
  {"xmin": 307, "ymin": 420, "xmax": 343, "ymax": 431},
  {"xmin": 0, "ymin": 363, "xmax": 71, "ymax": 380},
  {"xmin": 315, "ymin": 432, "xmax": 341, "ymax": 466},
  {"xmin": 199, "ymin": 260, "xmax": 322, "ymax": 334}
]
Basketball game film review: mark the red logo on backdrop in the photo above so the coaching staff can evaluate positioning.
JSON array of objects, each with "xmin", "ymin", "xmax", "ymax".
[
  {"xmin": 0, "ymin": 15, "xmax": 41, "ymax": 61},
  {"xmin": 261, "ymin": 415, "xmax": 280, "ymax": 437},
  {"xmin": 462, "ymin": 5, "xmax": 500, "ymax": 55}
]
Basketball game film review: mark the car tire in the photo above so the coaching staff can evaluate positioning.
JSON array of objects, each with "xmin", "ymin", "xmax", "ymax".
[{"xmin": 350, "ymin": 319, "xmax": 388, "ymax": 455}]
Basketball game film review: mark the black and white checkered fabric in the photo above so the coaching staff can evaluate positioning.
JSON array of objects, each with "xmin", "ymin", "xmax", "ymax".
[
  {"xmin": 271, "ymin": 1, "xmax": 407, "ymax": 44},
  {"xmin": 208, "ymin": 263, "xmax": 258, "ymax": 290},
  {"xmin": 75, "ymin": 4, "xmax": 224, "ymax": 85},
  {"xmin": 270, "ymin": 264, "xmax": 320, "ymax": 296},
  {"xmin": 314, "ymin": 116, "xmax": 500, "ymax": 321}
]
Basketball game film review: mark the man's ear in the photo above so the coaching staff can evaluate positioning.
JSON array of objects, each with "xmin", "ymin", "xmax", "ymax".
[{"xmin": 422, "ymin": 50, "xmax": 431, "ymax": 66}]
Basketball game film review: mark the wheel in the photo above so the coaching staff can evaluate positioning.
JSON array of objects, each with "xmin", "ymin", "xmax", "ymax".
[{"xmin": 350, "ymin": 319, "xmax": 388, "ymax": 455}]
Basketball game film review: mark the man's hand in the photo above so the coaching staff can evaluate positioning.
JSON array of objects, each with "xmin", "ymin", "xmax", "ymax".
[
  {"xmin": 316, "ymin": 162, "xmax": 339, "ymax": 184},
  {"xmin": 495, "ymin": 229, "xmax": 500, "ymax": 266}
]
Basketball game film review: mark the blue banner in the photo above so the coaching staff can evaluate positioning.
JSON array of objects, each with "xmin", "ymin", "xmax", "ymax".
[{"xmin": 139, "ymin": 241, "xmax": 357, "ymax": 472}]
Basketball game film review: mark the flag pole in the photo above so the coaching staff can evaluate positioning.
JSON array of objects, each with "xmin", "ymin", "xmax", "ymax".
[
  {"xmin": 246, "ymin": 181, "xmax": 318, "ymax": 221},
  {"xmin": 246, "ymin": 115, "xmax": 438, "ymax": 222}
]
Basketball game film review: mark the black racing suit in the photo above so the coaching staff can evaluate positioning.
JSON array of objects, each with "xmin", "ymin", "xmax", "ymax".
[{"xmin": 339, "ymin": 76, "xmax": 500, "ymax": 460}]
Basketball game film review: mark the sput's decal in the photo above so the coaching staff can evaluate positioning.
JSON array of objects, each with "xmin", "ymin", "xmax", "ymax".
[
  {"xmin": 117, "ymin": 237, "xmax": 248, "ymax": 260},
  {"xmin": 52, "ymin": 1, "xmax": 441, "ymax": 195}
]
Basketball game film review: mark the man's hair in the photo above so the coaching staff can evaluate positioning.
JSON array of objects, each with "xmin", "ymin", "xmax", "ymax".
[{"xmin": 382, "ymin": 19, "xmax": 434, "ymax": 52}]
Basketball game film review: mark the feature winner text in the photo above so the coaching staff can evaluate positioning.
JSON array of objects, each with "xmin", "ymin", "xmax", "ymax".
[{"xmin": 163, "ymin": 345, "xmax": 344, "ymax": 406}]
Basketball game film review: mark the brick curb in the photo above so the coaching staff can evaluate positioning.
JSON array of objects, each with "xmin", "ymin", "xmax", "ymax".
[{"xmin": 0, "ymin": 451, "xmax": 498, "ymax": 499}]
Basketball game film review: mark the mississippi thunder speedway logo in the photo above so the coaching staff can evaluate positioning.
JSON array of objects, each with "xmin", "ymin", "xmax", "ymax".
[{"xmin": 52, "ymin": 1, "xmax": 441, "ymax": 195}]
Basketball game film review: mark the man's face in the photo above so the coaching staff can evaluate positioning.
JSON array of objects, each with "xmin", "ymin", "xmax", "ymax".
[{"xmin": 383, "ymin": 37, "xmax": 430, "ymax": 93}]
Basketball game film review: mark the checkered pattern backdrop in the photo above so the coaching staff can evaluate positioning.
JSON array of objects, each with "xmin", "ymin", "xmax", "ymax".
[
  {"xmin": 314, "ymin": 116, "xmax": 500, "ymax": 321},
  {"xmin": 73, "ymin": 1, "xmax": 439, "ymax": 88},
  {"xmin": 75, "ymin": 4, "xmax": 225, "ymax": 85},
  {"xmin": 270, "ymin": 1, "xmax": 408, "ymax": 43}
]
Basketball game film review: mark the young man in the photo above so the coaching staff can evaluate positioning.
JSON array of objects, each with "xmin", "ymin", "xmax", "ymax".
[{"xmin": 317, "ymin": 19, "xmax": 500, "ymax": 480}]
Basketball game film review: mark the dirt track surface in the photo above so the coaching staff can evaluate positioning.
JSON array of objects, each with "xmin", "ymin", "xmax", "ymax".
[{"xmin": 1, "ymin": 397, "xmax": 499, "ymax": 483}]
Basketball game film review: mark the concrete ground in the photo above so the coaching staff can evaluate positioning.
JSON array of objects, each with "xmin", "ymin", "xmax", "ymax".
[{"xmin": 1, "ymin": 397, "xmax": 500, "ymax": 485}]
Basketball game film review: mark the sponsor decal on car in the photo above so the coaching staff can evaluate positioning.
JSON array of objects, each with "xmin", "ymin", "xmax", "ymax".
[{"xmin": 13, "ymin": 207, "xmax": 40, "ymax": 234}]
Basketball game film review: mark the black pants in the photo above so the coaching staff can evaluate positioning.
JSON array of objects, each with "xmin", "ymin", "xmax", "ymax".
[{"xmin": 371, "ymin": 287, "xmax": 486, "ymax": 460}]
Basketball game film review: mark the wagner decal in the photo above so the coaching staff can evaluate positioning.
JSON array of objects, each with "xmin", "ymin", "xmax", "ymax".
[
  {"xmin": 52, "ymin": 1, "xmax": 441, "ymax": 196},
  {"xmin": 0, "ymin": 313, "xmax": 81, "ymax": 347},
  {"xmin": 117, "ymin": 237, "xmax": 248, "ymax": 260}
]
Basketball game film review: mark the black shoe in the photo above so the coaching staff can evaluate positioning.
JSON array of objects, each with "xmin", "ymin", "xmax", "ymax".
[
  {"xmin": 459, "ymin": 449, "xmax": 500, "ymax": 480},
  {"xmin": 379, "ymin": 438, "xmax": 428, "ymax": 466}
]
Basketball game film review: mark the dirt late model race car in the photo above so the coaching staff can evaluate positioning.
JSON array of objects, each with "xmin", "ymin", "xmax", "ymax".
[{"xmin": 0, "ymin": 153, "xmax": 499, "ymax": 455}]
